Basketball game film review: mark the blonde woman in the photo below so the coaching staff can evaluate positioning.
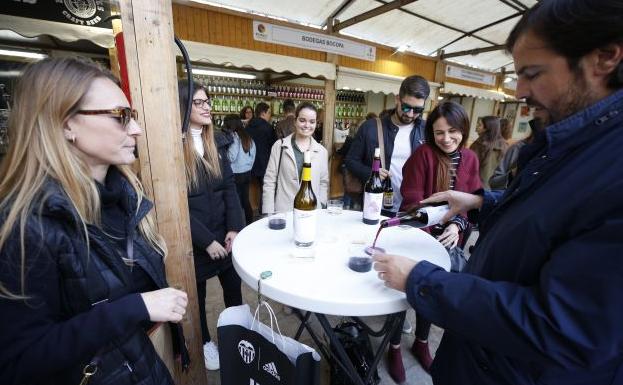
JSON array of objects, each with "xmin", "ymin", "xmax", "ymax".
[
  {"xmin": 0, "ymin": 58, "xmax": 188, "ymax": 385},
  {"xmin": 262, "ymin": 102, "xmax": 329, "ymax": 214},
  {"xmin": 178, "ymin": 80, "xmax": 245, "ymax": 371}
]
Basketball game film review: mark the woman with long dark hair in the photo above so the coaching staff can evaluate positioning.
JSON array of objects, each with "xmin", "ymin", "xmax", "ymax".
[
  {"xmin": 178, "ymin": 80, "xmax": 245, "ymax": 371},
  {"xmin": 225, "ymin": 114, "xmax": 256, "ymax": 224},
  {"xmin": 384, "ymin": 101, "xmax": 481, "ymax": 382},
  {"xmin": 470, "ymin": 115, "xmax": 508, "ymax": 189}
]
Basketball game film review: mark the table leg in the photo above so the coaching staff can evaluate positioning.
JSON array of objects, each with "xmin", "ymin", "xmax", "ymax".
[
  {"xmin": 293, "ymin": 311, "xmax": 405, "ymax": 385},
  {"xmin": 293, "ymin": 309, "xmax": 312, "ymax": 340},
  {"xmin": 361, "ymin": 313, "xmax": 404, "ymax": 385},
  {"xmin": 315, "ymin": 314, "xmax": 368, "ymax": 385},
  {"xmin": 292, "ymin": 310, "xmax": 332, "ymax": 360}
]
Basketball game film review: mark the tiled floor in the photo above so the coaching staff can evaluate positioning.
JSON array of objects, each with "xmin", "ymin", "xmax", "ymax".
[{"xmin": 204, "ymin": 279, "xmax": 442, "ymax": 385}]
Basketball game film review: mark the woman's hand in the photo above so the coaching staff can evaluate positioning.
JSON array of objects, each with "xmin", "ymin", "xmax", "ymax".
[
  {"xmin": 437, "ymin": 223, "xmax": 460, "ymax": 249},
  {"xmin": 224, "ymin": 231, "xmax": 238, "ymax": 253},
  {"xmin": 420, "ymin": 190, "xmax": 483, "ymax": 224},
  {"xmin": 140, "ymin": 287, "xmax": 188, "ymax": 323},
  {"xmin": 206, "ymin": 241, "xmax": 228, "ymax": 259}
]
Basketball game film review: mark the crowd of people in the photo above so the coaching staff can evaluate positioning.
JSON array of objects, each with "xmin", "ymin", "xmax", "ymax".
[{"xmin": 0, "ymin": 0, "xmax": 621, "ymax": 384}]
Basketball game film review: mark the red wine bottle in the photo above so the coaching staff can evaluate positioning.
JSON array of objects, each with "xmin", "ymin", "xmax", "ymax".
[
  {"xmin": 380, "ymin": 203, "xmax": 449, "ymax": 228},
  {"xmin": 363, "ymin": 148, "xmax": 384, "ymax": 225}
]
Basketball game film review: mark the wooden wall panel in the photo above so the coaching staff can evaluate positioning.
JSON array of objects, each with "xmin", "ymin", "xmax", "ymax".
[
  {"xmin": 173, "ymin": 4, "xmax": 327, "ymax": 62},
  {"xmin": 172, "ymin": 4, "xmax": 437, "ymax": 80},
  {"xmin": 338, "ymin": 46, "xmax": 436, "ymax": 80}
]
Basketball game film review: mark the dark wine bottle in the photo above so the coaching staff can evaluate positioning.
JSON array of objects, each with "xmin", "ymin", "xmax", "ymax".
[
  {"xmin": 380, "ymin": 203, "xmax": 450, "ymax": 228},
  {"xmin": 382, "ymin": 175, "xmax": 394, "ymax": 211},
  {"xmin": 363, "ymin": 147, "xmax": 384, "ymax": 225},
  {"xmin": 293, "ymin": 151, "xmax": 317, "ymax": 247}
]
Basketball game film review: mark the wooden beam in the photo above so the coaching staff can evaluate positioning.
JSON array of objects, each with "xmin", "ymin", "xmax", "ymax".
[
  {"xmin": 441, "ymin": 44, "xmax": 506, "ymax": 59},
  {"xmin": 333, "ymin": 0, "xmax": 418, "ymax": 32},
  {"xmin": 431, "ymin": 12, "xmax": 522, "ymax": 55},
  {"xmin": 497, "ymin": 0, "xmax": 524, "ymax": 12},
  {"xmin": 374, "ymin": 0, "xmax": 498, "ymax": 47},
  {"xmin": 323, "ymin": 0, "xmax": 357, "ymax": 28},
  {"xmin": 118, "ymin": 2, "xmax": 207, "ymax": 385}
]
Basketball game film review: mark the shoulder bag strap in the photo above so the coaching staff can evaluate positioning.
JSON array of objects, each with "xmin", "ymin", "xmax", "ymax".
[
  {"xmin": 274, "ymin": 139, "xmax": 284, "ymax": 202},
  {"xmin": 375, "ymin": 118, "xmax": 385, "ymax": 170}
]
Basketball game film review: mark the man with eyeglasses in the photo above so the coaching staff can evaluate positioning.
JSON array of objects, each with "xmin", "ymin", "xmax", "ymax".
[{"xmin": 345, "ymin": 75, "xmax": 430, "ymax": 216}]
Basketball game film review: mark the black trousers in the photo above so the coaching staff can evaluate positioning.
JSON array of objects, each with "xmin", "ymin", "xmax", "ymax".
[
  {"xmin": 390, "ymin": 311, "xmax": 431, "ymax": 345},
  {"xmin": 196, "ymin": 261, "xmax": 243, "ymax": 344},
  {"xmin": 234, "ymin": 171, "xmax": 253, "ymax": 225}
]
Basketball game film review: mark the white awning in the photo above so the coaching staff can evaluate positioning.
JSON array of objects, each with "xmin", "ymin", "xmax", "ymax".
[
  {"xmin": 0, "ymin": 14, "xmax": 114, "ymax": 48},
  {"xmin": 182, "ymin": 40, "xmax": 336, "ymax": 80},
  {"xmin": 337, "ymin": 66, "xmax": 440, "ymax": 94},
  {"xmin": 443, "ymin": 81, "xmax": 505, "ymax": 101}
]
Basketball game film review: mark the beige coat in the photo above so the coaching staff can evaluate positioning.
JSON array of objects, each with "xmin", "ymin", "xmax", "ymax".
[{"xmin": 262, "ymin": 134, "xmax": 329, "ymax": 214}]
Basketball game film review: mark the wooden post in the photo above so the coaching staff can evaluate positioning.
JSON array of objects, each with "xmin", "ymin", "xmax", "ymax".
[
  {"xmin": 324, "ymin": 18, "xmax": 340, "ymax": 197},
  {"xmin": 118, "ymin": 2, "xmax": 207, "ymax": 385}
]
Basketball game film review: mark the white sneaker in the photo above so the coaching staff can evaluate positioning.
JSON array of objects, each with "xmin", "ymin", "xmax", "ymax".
[
  {"xmin": 203, "ymin": 341, "xmax": 220, "ymax": 370},
  {"xmin": 402, "ymin": 319, "xmax": 413, "ymax": 334}
]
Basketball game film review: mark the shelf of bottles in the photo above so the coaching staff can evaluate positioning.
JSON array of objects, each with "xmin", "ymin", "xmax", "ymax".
[
  {"xmin": 192, "ymin": 75, "xmax": 325, "ymax": 126},
  {"xmin": 335, "ymin": 90, "xmax": 366, "ymax": 119}
]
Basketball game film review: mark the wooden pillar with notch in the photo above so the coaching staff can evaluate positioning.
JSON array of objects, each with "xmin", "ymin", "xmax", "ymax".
[
  {"xmin": 433, "ymin": 50, "xmax": 446, "ymax": 108},
  {"xmin": 118, "ymin": 2, "xmax": 207, "ymax": 385},
  {"xmin": 325, "ymin": 18, "xmax": 339, "ymax": 198}
]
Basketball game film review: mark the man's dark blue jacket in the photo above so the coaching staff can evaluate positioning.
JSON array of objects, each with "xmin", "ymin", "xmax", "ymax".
[
  {"xmin": 407, "ymin": 89, "xmax": 623, "ymax": 385},
  {"xmin": 344, "ymin": 112, "xmax": 425, "ymax": 182}
]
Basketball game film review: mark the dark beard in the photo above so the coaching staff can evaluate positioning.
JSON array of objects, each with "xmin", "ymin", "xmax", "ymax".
[
  {"xmin": 550, "ymin": 70, "xmax": 595, "ymax": 124},
  {"xmin": 395, "ymin": 111, "xmax": 415, "ymax": 125}
]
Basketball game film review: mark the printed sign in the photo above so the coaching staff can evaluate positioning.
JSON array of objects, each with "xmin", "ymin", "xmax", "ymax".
[
  {"xmin": 3, "ymin": 0, "xmax": 112, "ymax": 28},
  {"xmin": 253, "ymin": 20, "xmax": 376, "ymax": 62},
  {"xmin": 445, "ymin": 65, "xmax": 496, "ymax": 86}
]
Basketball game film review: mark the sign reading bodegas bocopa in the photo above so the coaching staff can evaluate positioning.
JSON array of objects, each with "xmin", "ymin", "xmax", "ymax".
[
  {"xmin": 4, "ymin": 0, "xmax": 112, "ymax": 29},
  {"xmin": 253, "ymin": 20, "xmax": 376, "ymax": 62}
]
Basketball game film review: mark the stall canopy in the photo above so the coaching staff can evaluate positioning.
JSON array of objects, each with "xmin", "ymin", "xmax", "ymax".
[
  {"xmin": 185, "ymin": 0, "xmax": 538, "ymax": 73},
  {"xmin": 443, "ymin": 81, "xmax": 505, "ymax": 101},
  {"xmin": 182, "ymin": 40, "xmax": 336, "ymax": 80},
  {"xmin": 0, "ymin": 2, "xmax": 115, "ymax": 49},
  {"xmin": 0, "ymin": 15, "xmax": 114, "ymax": 49},
  {"xmin": 337, "ymin": 66, "xmax": 439, "ymax": 94}
]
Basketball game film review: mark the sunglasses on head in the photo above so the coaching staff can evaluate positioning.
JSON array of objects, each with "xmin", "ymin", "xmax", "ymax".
[
  {"xmin": 400, "ymin": 103, "xmax": 425, "ymax": 114},
  {"xmin": 77, "ymin": 107, "xmax": 138, "ymax": 129},
  {"xmin": 192, "ymin": 98, "xmax": 212, "ymax": 108}
]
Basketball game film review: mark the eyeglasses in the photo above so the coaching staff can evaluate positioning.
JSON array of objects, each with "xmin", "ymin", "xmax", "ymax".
[
  {"xmin": 77, "ymin": 107, "xmax": 138, "ymax": 129},
  {"xmin": 192, "ymin": 98, "xmax": 212, "ymax": 108},
  {"xmin": 400, "ymin": 102, "xmax": 425, "ymax": 115}
]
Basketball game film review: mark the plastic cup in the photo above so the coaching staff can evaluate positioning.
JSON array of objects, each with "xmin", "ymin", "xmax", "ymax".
[
  {"xmin": 347, "ymin": 244, "xmax": 376, "ymax": 273},
  {"xmin": 327, "ymin": 199, "xmax": 343, "ymax": 215},
  {"xmin": 268, "ymin": 212, "xmax": 286, "ymax": 230}
]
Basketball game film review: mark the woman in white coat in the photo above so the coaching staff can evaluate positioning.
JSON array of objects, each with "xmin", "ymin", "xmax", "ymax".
[{"xmin": 262, "ymin": 102, "xmax": 329, "ymax": 214}]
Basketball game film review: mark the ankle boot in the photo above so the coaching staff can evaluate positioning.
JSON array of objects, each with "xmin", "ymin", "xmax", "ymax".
[
  {"xmin": 411, "ymin": 339, "xmax": 433, "ymax": 373},
  {"xmin": 387, "ymin": 346, "xmax": 406, "ymax": 383}
]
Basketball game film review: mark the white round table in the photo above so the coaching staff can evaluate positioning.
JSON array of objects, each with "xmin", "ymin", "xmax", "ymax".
[{"xmin": 232, "ymin": 209, "xmax": 450, "ymax": 317}]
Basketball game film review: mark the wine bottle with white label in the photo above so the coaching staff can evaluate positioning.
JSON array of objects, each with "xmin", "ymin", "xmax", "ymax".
[
  {"xmin": 293, "ymin": 151, "xmax": 317, "ymax": 247},
  {"xmin": 363, "ymin": 147, "xmax": 384, "ymax": 225},
  {"xmin": 380, "ymin": 203, "xmax": 450, "ymax": 228}
]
